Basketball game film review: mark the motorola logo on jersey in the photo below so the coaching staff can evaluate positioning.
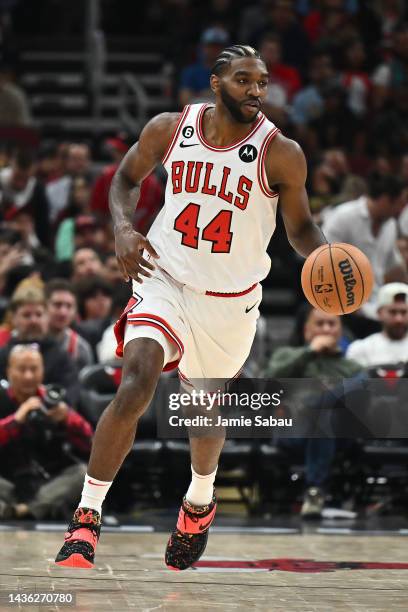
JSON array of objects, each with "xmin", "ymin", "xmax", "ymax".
[{"xmin": 239, "ymin": 144, "xmax": 258, "ymax": 162}]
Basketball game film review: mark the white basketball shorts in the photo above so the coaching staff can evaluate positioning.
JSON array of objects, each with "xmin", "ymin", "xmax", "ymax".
[{"xmin": 114, "ymin": 263, "xmax": 261, "ymax": 382}]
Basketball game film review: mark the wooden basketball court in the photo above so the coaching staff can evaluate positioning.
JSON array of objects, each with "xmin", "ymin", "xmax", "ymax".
[{"xmin": 1, "ymin": 524, "xmax": 407, "ymax": 611}]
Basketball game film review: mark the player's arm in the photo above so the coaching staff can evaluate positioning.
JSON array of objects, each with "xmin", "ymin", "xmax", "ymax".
[
  {"xmin": 265, "ymin": 134, "xmax": 327, "ymax": 258},
  {"xmin": 109, "ymin": 112, "xmax": 180, "ymax": 282}
]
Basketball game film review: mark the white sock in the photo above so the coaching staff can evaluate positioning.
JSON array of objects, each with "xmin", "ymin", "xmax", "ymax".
[
  {"xmin": 185, "ymin": 465, "xmax": 217, "ymax": 506},
  {"xmin": 79, "ymin": 473, "xmax": 113, "ymax": 515}
]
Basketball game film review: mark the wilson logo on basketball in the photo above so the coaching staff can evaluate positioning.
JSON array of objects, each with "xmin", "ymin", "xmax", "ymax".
[{"xmin": 338, "ymin": 258, "xmax": 356, "ymax": 307}]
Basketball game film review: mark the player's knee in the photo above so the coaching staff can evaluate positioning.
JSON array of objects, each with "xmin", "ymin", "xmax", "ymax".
[{"xmin": 114, "ymin": 371, "xmax": 157, "ymax": 420}]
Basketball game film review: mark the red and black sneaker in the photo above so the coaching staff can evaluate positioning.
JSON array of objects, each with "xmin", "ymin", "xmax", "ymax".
[
  {"xmin": 55, "ymin": 507, "xmax": 101, "ymax": 569},
  {"xmin": 165, "ymin": 492, "xmax": 217, "ymax": 571}
]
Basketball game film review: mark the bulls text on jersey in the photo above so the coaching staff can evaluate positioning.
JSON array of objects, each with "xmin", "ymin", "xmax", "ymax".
[{"xmin": 171, "ymin": 161, "xmax": 253, "ymax": 211}]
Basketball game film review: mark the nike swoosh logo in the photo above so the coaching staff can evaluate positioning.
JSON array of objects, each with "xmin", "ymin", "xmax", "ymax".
[
  {"xmin": 88, "ymin": 479, "xmax": 109, "ymax": 486},
  {"xmin": 180, "ymin": 141, "xmax": 199, "ymax": 148},
  {"xmin": 198, "ymin": 517, "xmax": 213, "ymax": 531},
  {"xmin": 245, "ymin": 302, "xmax": 258, "ymax": 313}
]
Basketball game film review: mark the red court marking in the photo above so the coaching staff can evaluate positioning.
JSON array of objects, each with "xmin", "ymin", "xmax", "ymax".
[{"xmin": 193, "ymin": 558, "xmax": 408, "ymax": 573}]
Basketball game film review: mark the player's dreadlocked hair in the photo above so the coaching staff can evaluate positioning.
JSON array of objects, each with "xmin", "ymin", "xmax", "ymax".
[{"xmin": 211, "ymin": 45, "xmax": 261, "ymax": 76}]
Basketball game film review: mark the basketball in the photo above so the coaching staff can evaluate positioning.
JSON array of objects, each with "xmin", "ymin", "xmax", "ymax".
[{"xmin": 301, "ymin": 243, "xmax": 374, "ymax": 315}]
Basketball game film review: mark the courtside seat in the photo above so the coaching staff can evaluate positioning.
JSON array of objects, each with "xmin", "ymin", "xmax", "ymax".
[
  {"xmin": 255, "ymin": 441, "xmax": 300, "ymax": 511},
  {"xmin": 78, "ymin": 363, "xmax": 121, "ymax": 426},
  {"xmin": 78, "ymin": 363, "xmax": 165, "ymax": 508},
  {"xmin": 161, "ymin": 440, "xmax": 191, "ymax": 501},
  {"xmin": 78, "ymin": 362, "xmax": 157, "ymax": 437}
]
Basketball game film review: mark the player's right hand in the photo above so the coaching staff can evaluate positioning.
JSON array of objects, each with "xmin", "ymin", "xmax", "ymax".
[{"xmin": 114, "ymin": 226, "xmax": 159, "ymax": 283}]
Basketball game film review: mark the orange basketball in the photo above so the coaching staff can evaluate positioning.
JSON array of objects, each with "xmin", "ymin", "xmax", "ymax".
[{"xmin": 301, "ymin": 243, "xmax": 374, "ymax": 315}]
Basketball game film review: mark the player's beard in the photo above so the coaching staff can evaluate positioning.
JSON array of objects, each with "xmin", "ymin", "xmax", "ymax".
[{"xmin": 219, "ymin": 85, "xmax": 259, "ymax": 124}]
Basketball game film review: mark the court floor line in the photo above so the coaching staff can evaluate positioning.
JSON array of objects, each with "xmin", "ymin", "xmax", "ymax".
[{"xmin": 2, "ymin": 574, "xmax": 408, "ymax": 591}]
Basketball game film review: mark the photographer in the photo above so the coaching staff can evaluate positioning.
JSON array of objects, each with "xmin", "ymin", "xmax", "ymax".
[{"xmin": 0, "ymin": 344, "xmax": 93, "ymax": 520}]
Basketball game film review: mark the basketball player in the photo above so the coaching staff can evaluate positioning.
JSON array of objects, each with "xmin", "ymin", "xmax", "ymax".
[{"xmin": 55, "ymin": 45, "xmax": 326, "ymax": 570}]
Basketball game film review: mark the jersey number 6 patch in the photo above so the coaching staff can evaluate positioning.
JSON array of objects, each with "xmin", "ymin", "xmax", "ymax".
[{"xmin": 174, "ymin": 203, "xmax": 233, "ymax": 253}]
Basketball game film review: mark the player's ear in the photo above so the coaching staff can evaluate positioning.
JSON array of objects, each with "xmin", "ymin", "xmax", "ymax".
[{"xmin": 210, "ymin": 74, "xmax": 220, "ymax": 94}]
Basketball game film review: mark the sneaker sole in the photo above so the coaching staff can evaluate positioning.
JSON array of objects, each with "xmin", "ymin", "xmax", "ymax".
[{"xmin": 55, "ymin": 554, "xmax": 94, "ymax": 569}]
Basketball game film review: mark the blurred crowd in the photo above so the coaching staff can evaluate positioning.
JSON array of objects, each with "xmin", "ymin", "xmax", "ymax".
[{"xmin": 0, "ymin": 0, "xmax": 407, "ymax": 519}]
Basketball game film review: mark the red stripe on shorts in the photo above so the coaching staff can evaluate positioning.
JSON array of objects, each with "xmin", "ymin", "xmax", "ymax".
[
  {"xmin": 205, "ymin": 283, "xmax": 258, "ymax": 298},
  {"xmin": 127, "ymin": 312, "xmax": 184, "ymax": 358}
]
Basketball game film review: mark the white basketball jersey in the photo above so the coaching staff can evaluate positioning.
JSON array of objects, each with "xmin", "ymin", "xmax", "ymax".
[{"xmin": 147, "ymin": 102, "xmax": 280, "ymax": 292}]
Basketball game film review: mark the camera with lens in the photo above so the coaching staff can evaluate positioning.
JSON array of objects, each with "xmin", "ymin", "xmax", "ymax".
[{"xmin": 27, "ymin": 384, "xmax": 67, "ymax": 425}]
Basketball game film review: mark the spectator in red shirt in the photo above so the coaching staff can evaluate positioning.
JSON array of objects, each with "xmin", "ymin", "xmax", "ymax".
[
  {"xmin": 0, "ymin": 344, "xmax": 93, "ymax": 520},
  {"xmin": 90, "ymin": 135, "xmax": 129, "ymax": 217},
  {"xmin": 0, "ymin": 148, "xmax": 51, "ymax": 248},
  {"xmin": 260, "ymin": 33, "xmax": 302, "ymax": 101},
  {"xmin": 303, "ymin": 0, "xmax": 353, "ymax": 45},
  {"xmin": 90, "ymin": 134, "xmax": 164, "ymax": 235}
]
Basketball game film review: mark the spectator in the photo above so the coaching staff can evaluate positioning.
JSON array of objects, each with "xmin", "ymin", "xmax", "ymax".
[
  {"xmin": 371, "ymin": 84, "xmax": 408, "ymax": 156},
  {"xmin": 340, "ymin": 37, "xmax": 371, "ymax": 116},
  {"xmin": 36, "ymin": 141, "xmax": 59, "ymax": 184},
  {"xmin": 90, "ymin": 134, "xmax": 129, "ymax": 217},
  {"xmin": 90, "ymin": 134, "xmax": 164, "ymax": 234},
  {"xmin": 97, "ymin": 283, "xmax": 132, "ymax": 362},
  {"xmin": 238, "ymin": 0, "xmax": 274, "ymax": 45},
  {"xmin": 46, "ymin": 144, "xmax": 92, "ymax": 225},
  {"xmin": 302, "ymin": 0, "xmax": 357, "ymax": 52},
  {"xmin": 346, "ymin": 282, "xmax": 408, "ymax": 367},
  {"xmin": 259, "ymin": 33, "xmax": 301, "ymax": 126},
  {"xmin": 0, "ymin": 228, "xmax": 28, "ymax": 296},
  {"xmin": 261, "ymin": 33, "xmax": 301, "ymax": 101},
  {"xmin": 0, "ymin": 345, "xmax": 92, "ymax": 520},
  {"xmin": 0, "ymin": 148, "xmax": 50, "ymax": 247},
  {"xmin": 133, "ymin": 172, "xmax": 165, "ymax": 235},
  {"xmin": 322, "ymin": 174, "xmax": 408, "ymax": 325},
  {"xmin": 55, "ymin": 175, "xmax": 93, "ymax": 261},
  {"xmin": 375, "ymin": 0, "xmax": 406, "ymax": 45},
  {"xmin": 397, "ymin": 234, "xmax": 408, "ymax": 269},
  {"xmin": 74, "ymin": 276, "xmax": 114, "ymax": 353},
  {"xmin": 0, "ymin": 62, "xmax": 31, "ymax": 126},
  {"xmin": 71, "ymin": 247, "xmax": 103, "ymax": 283},
  {"xmin": 265, "ymin": 306, "xmax": 362, "ymax": 517},
  {"xmin": 372, "ymin": 21, "xmax": 408, "ymax": 108},
  {"xmin": 253, "ymin": 0, "xmax": 310, "ymax": 73},
  {"xmin": 179, "ymin": 26, "xmax": 229, "ymax": 107},
  {"xmin": 0, "ymin": 287, "xmax": 79, "ymax": 402},
  {"xmin": 291, "ymin": 51, "xmax": 335, "ymax": 129},
  {"xmin": 193, "ymin": 0, "xmax": 238, "ymax": 38},
  {"xmin": 56, "ymin": 213, "xmax": 106, "ymax": 263},
  {"xmin": 75, "ymin": 276, "xmax": 113, "ymax": 323},
  {"xmin": 45, "ymin": 279, "xmax": 94, "ymax": 371},
  {"xmin": 103, "ymin": 252, "xmax": 125, "ymax": 287},
  {"xmin": 311, "ymin": 150, "xmax": 367, "ymax": 216},
  {"xmin": 306, "ymin": 80, "xmax": 359, "ymax": 154}
]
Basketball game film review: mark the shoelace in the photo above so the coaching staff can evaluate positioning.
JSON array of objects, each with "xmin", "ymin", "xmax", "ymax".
[{"xmin": 65, "ymin": 522, "xmax": 100, "ymax": 546}]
